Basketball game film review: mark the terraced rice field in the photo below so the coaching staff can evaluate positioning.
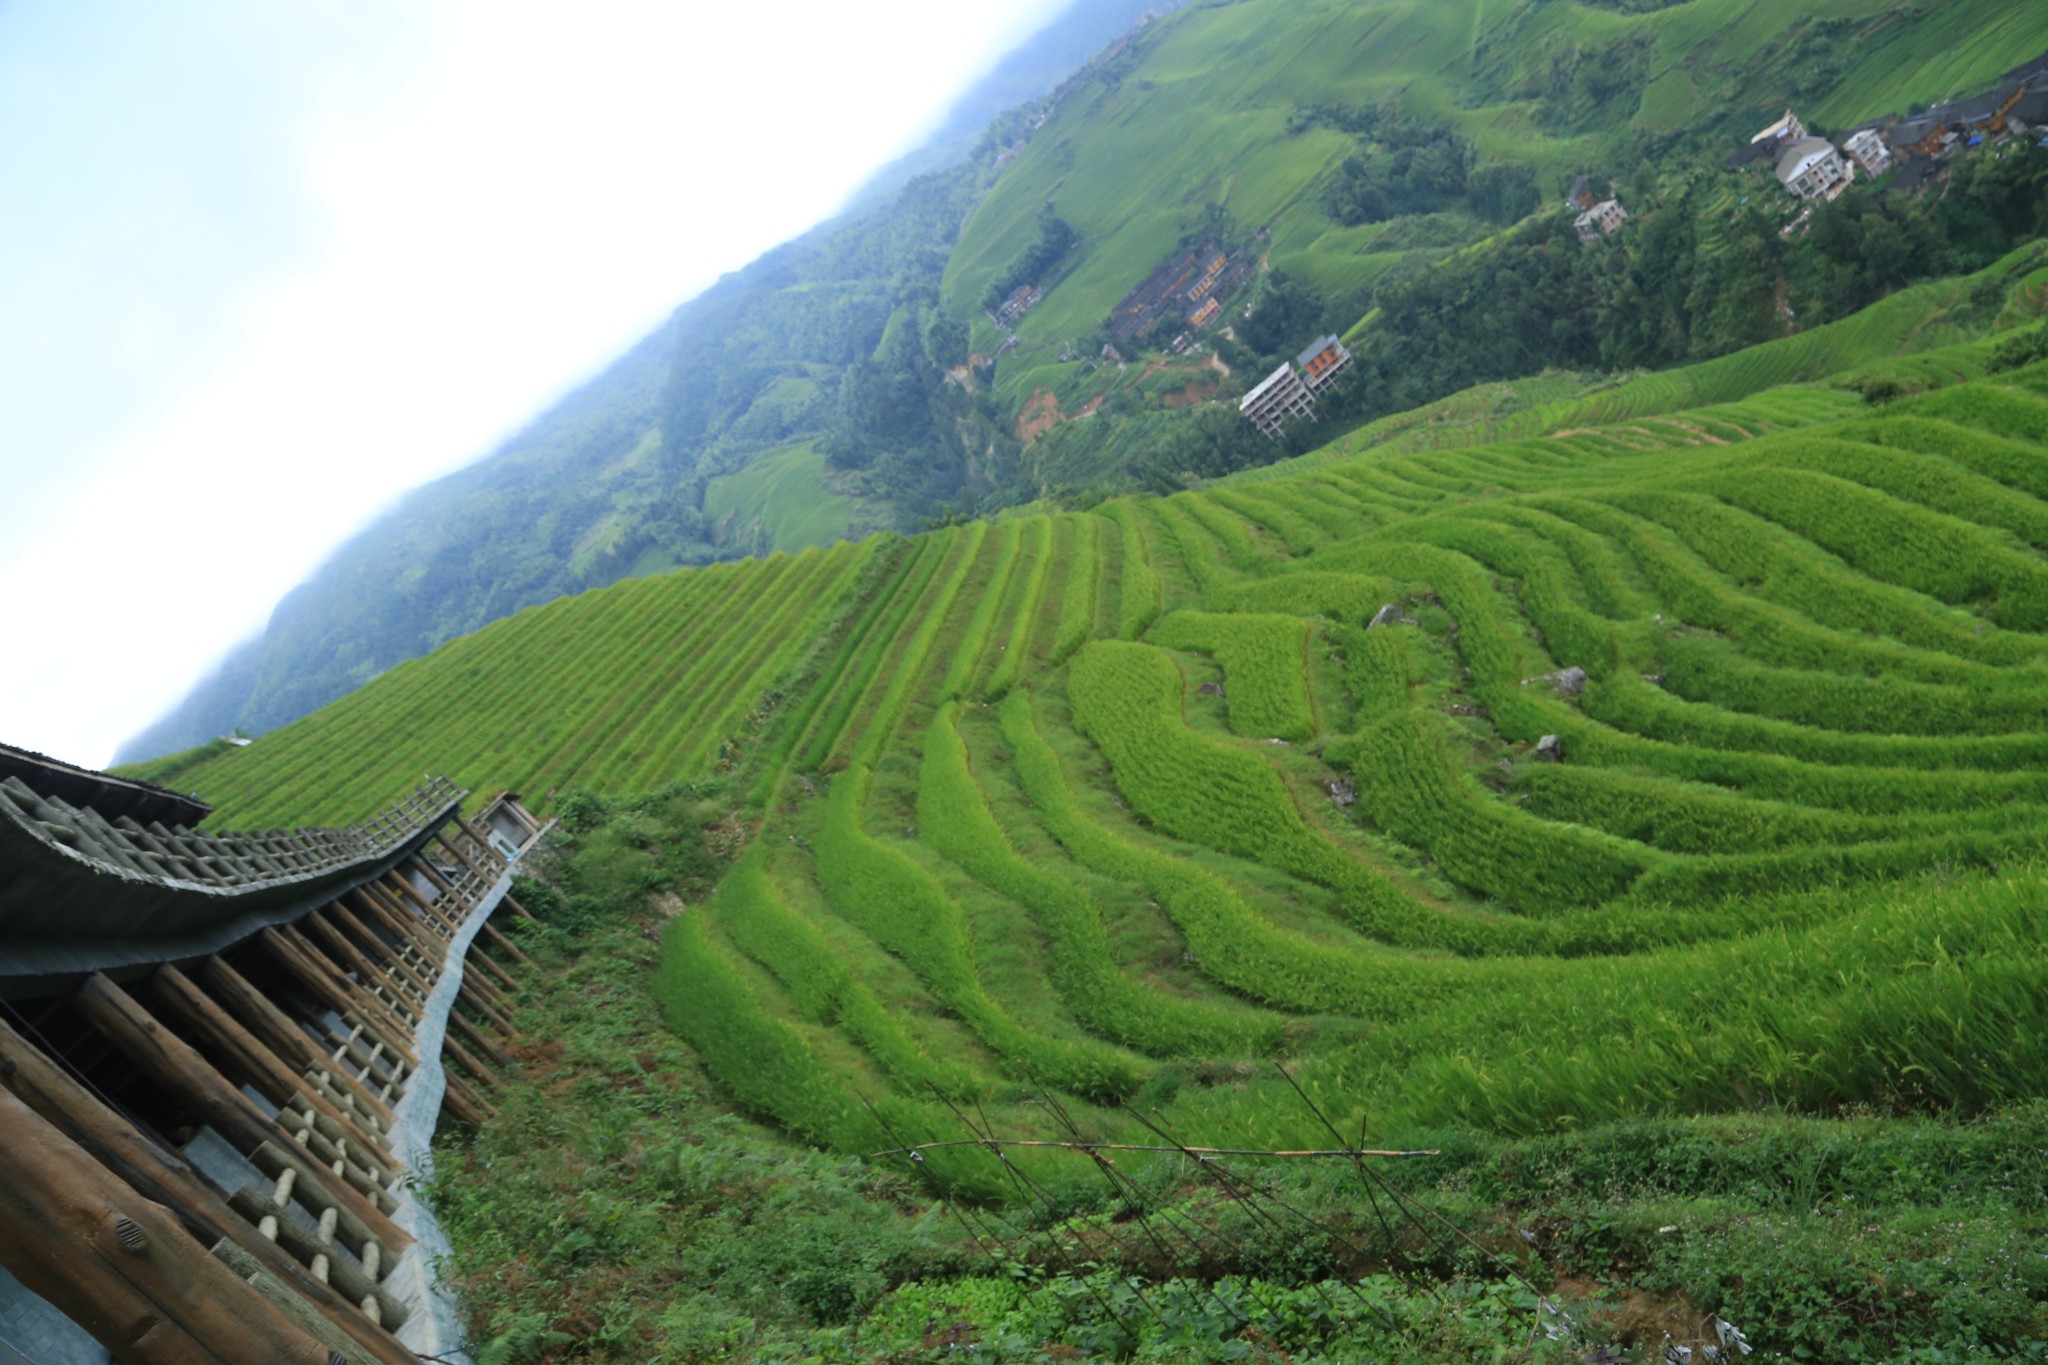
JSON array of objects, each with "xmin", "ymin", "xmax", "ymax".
[{"xmin": 159, "ymin": 356, "xmax": 2048, "ymax": 1193}]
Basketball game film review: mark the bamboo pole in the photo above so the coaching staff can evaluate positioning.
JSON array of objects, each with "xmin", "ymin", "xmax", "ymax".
[{"xmin": 0, "ymin": 1089, "xmax": 337, "ymax": 1365}]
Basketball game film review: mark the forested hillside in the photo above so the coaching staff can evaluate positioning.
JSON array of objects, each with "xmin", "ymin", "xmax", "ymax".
[{"xmin": 122, "ymin": 0, "xmax": 2048, "ymax": 768}]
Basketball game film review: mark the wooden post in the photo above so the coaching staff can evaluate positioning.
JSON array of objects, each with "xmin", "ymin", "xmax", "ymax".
[
  {"xmin": 405, "ymin": 853, "xmax": 459, "ymax": 900},
  {"xmin": 457, "ymin": 982, "xmax": 513, "ymax": 1038},
  {"xmin": 430, "ymin": 829, "xmax": 492, "ymax": 888},
  {"xmin": 503, "ymin": 891, "xmax": 539, "ymax": 922},
  {"xmin": 0, "ymin": 1089, "xmax": 338, "ymax": 1364},
  {"xmin": 327, "ymin": 904, "xmax": 440, "ymax": 1004},
  {"xmin": 453, "ymin": 815, "xmax": 508, "ymax": 873},
  {"xmin": 447, "ymin": 1005, "xmax": 514, "ymax": 1069},
  {"xmin": 478, "ymin": 917, "xmax": 534, "ymax": 965},
  {"xmin": 201, "ymin": 956, "xmax": 396, "ymax": 1127},
  {"xmin": 265, "ymin": 926, "xmax": 419, "ymax": 1062},
  {"xmin": 356, "ymin": 883, "xmax": 443, "ymax": 960},
  {"xmin": 71, "ymin": 974, "xmax": 411, "ymax": 1255},
  {"xmin": 149, "ymin": 966, "xmax": 392, "ymax": 1168},
  {"xmin": 438, "ymin": 1068, "xmax": 495, "ymax": 1127},
  {"xmin": 464, "ymin": 941, "xmax": 521, "ymax": 995},
  {"xmin": 301, "ymin": 913, "xmax": 424, "ymax": 1019},
  {"xmin": 441, "ymin": 1035, "xmax": 500, "ymax": 1089},
  {"xmin": 376, "ymin": 872, "xmax": 459, "ymax": 941},
  {"xmin": 0, "ymin": 1015, "xmax": 415, "ymax": 1365}
]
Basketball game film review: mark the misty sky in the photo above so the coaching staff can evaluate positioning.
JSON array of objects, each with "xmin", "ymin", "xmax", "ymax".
[{"xmin": 0, "ymin": 0, "xmax": 1070, "ymax": 767}]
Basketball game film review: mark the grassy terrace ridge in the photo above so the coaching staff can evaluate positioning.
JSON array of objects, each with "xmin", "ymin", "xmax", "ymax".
[{"xmin": 141, "ymin": 313, "xmax": 2048, "ymax": 1356}]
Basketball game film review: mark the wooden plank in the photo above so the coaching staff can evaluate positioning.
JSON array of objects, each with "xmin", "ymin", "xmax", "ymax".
[
  {"xmin": 0, "ymin": 1088, "xmax": 337, "ymax": 1365},
  {"xmin": 0, "ymin": 1014, "xmax": 415, "ymax": 1365},
  {"xmin": 71, "ymin": 974, "xmax": 411, "ymax": 1255},
  {"xmin": 149, "ymin": 965, "xmax": 392, "ymax": 1170}
]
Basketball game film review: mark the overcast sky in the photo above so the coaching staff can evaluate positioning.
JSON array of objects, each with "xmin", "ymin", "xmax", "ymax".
[{"xmin": 0, "ymin": 0, "xmax": 1071, "ymax": 767}]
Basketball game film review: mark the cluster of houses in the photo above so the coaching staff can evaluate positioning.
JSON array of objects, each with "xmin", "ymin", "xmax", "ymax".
[
  {"xmin": 1239, "ymin": 334, "xmax": 1353, "ymax": 438},
  {"xmin": 1732, "ymin": 53, "xmax": 2048, "ymax": 206},
  {"xmin": 1109, "ymin": 241, "xmax": 1259, "ymax": 343}
]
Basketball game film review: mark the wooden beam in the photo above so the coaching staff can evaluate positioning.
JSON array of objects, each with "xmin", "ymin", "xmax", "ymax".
[
  {"xmin": 441, "ymin": 1034, "xmax": 500, "ymax": 1089},
  {"xmin": 478, "ymin": 917, "xmax": 534, "ymax": 965},
  {"xmin": 404, "ymin": 853, "xmax": 459, "ymax": 900},
  {"xmin": 503, "ymin": 891, "xmax": 539, "ymax": 922},
  {"xmin": 201, "ymin": 957, "xmax": 396, "ymax": 1126},
  {"xmin": 447, "ymin": 1004, "xmax": 514, "ymax": 1069},
  {"xmin": 71, "ymin": 974, "xmax": 411, "ymax": 1255},
  {"xmin": 462, "ymin": 957, "xmax": 516, "ymax": 1010},
  {"xmin": 0, "ymin": 1089, "xmax": 338, "ymax": 1365},
  {"xmin": 265, "ymin": 926, "xmax": 418, "ymax": 1062},
  {"xmin": 150, "ymin": 965, "xmax": 392, "ymax": 1168},
  {"xmin": 457, "ymin": 982, "xmax": 513, "ymax": 1038},
  {"xmin": 430, "ymin": 828, "xmax": 493, "ymax": 888},
  {"xmin": 464, "ymin": 941, "xmax": 521, "ymax": 995},
  {"xmin": 453, "ymin": 815, "xmax": 509, "ymax": 873},
  {"xmin": 0, "ymin": 1014, "xmax": 415, "ymax": 1365},
  {"xmin": 356, "ymin": 883, "xmax": 443, "ymax": 960},
  {"xmin": 437, "ymin": 1068, "xmax": 494, "ymax": 1127},
  {"xmin": 328, "ymin": 903, "xmax": 439, "ymax": 1004},
  {"xmin": 301, "ymin": 913, "xmax": 423, "ymax": 1020}
]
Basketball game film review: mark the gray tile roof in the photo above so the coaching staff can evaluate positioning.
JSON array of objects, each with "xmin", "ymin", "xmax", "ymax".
[{"xmin": 0, "ymin": 772, "xmax": 465, "ymax": 984}]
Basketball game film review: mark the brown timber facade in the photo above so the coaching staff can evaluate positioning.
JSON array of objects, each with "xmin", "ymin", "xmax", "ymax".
[{"xmin": 0, "ymin": 747, "xmax": 550, "ymax": 1363}]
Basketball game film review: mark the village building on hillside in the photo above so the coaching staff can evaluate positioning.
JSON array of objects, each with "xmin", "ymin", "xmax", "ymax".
[
  {"xmin": 1564, "ymin": 173, "xmax": 1597, "ymax": 212},
  {"xmin": 1575, "ymin": 197, "xmax": 1629, "ymax": 242},
  {"xmin": 1752, "ymin": 109, "xmax": 1808, "ymax": 147},
  {"xmin": 996, "ymin": 284, "xmax": 1042, "ymax": 327},
  {"xmin": 1297, "ymin": 334, "xmax": 1353, "ymax": 393},
  {"xmin": 1776, "ymin": 136, "xmax": 1853, "ymax": 201},
  {"xmin": 1841, "ymin": 126, "xmax": 1894, "ymax": 177},
  {"xmin": 1240, "ymin": 335, "xmax": 1352, "ymax": 438},
  {"xmin": 1240, "ymin": 362, "xmax": 1316, "ymax": 439}
]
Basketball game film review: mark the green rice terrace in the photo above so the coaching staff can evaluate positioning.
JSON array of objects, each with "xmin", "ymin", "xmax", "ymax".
[{"xmin": 135, "ymin": 311, "xmax": 2048, "ymax": 1358}]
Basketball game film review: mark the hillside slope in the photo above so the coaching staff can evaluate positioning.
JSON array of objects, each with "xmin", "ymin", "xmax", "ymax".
[
  {"xmin": 121, "ymin": 0, "xmax": 2048, "ymax": 768},
  {"xmin": 147, "ymin": 233, "xmax": 2048, "ymax": 1191}
]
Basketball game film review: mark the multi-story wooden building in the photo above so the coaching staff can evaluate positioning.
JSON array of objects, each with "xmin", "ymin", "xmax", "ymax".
[{"xmin": 0, "ymin": 741, "xmax": 548, "ymax": 1364}]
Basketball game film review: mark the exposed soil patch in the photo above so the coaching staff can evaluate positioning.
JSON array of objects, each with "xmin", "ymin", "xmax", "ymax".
[
  {"xmin": 1017, "ymin": 388, "xmax": 1064, "ymax": 442},
  {"xmin": 1162, "ymin": 380, "xmax": 1220, "ymax": 407}
]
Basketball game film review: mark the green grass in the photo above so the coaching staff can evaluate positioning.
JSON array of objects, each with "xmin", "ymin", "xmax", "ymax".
[
  {"xmin": 703, "ymin": 440, "xmax": 860, "ymax": 554},
  {"xmin": 148, "ymin": 340, "xmax": 2048, "ymax": 1363}
]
